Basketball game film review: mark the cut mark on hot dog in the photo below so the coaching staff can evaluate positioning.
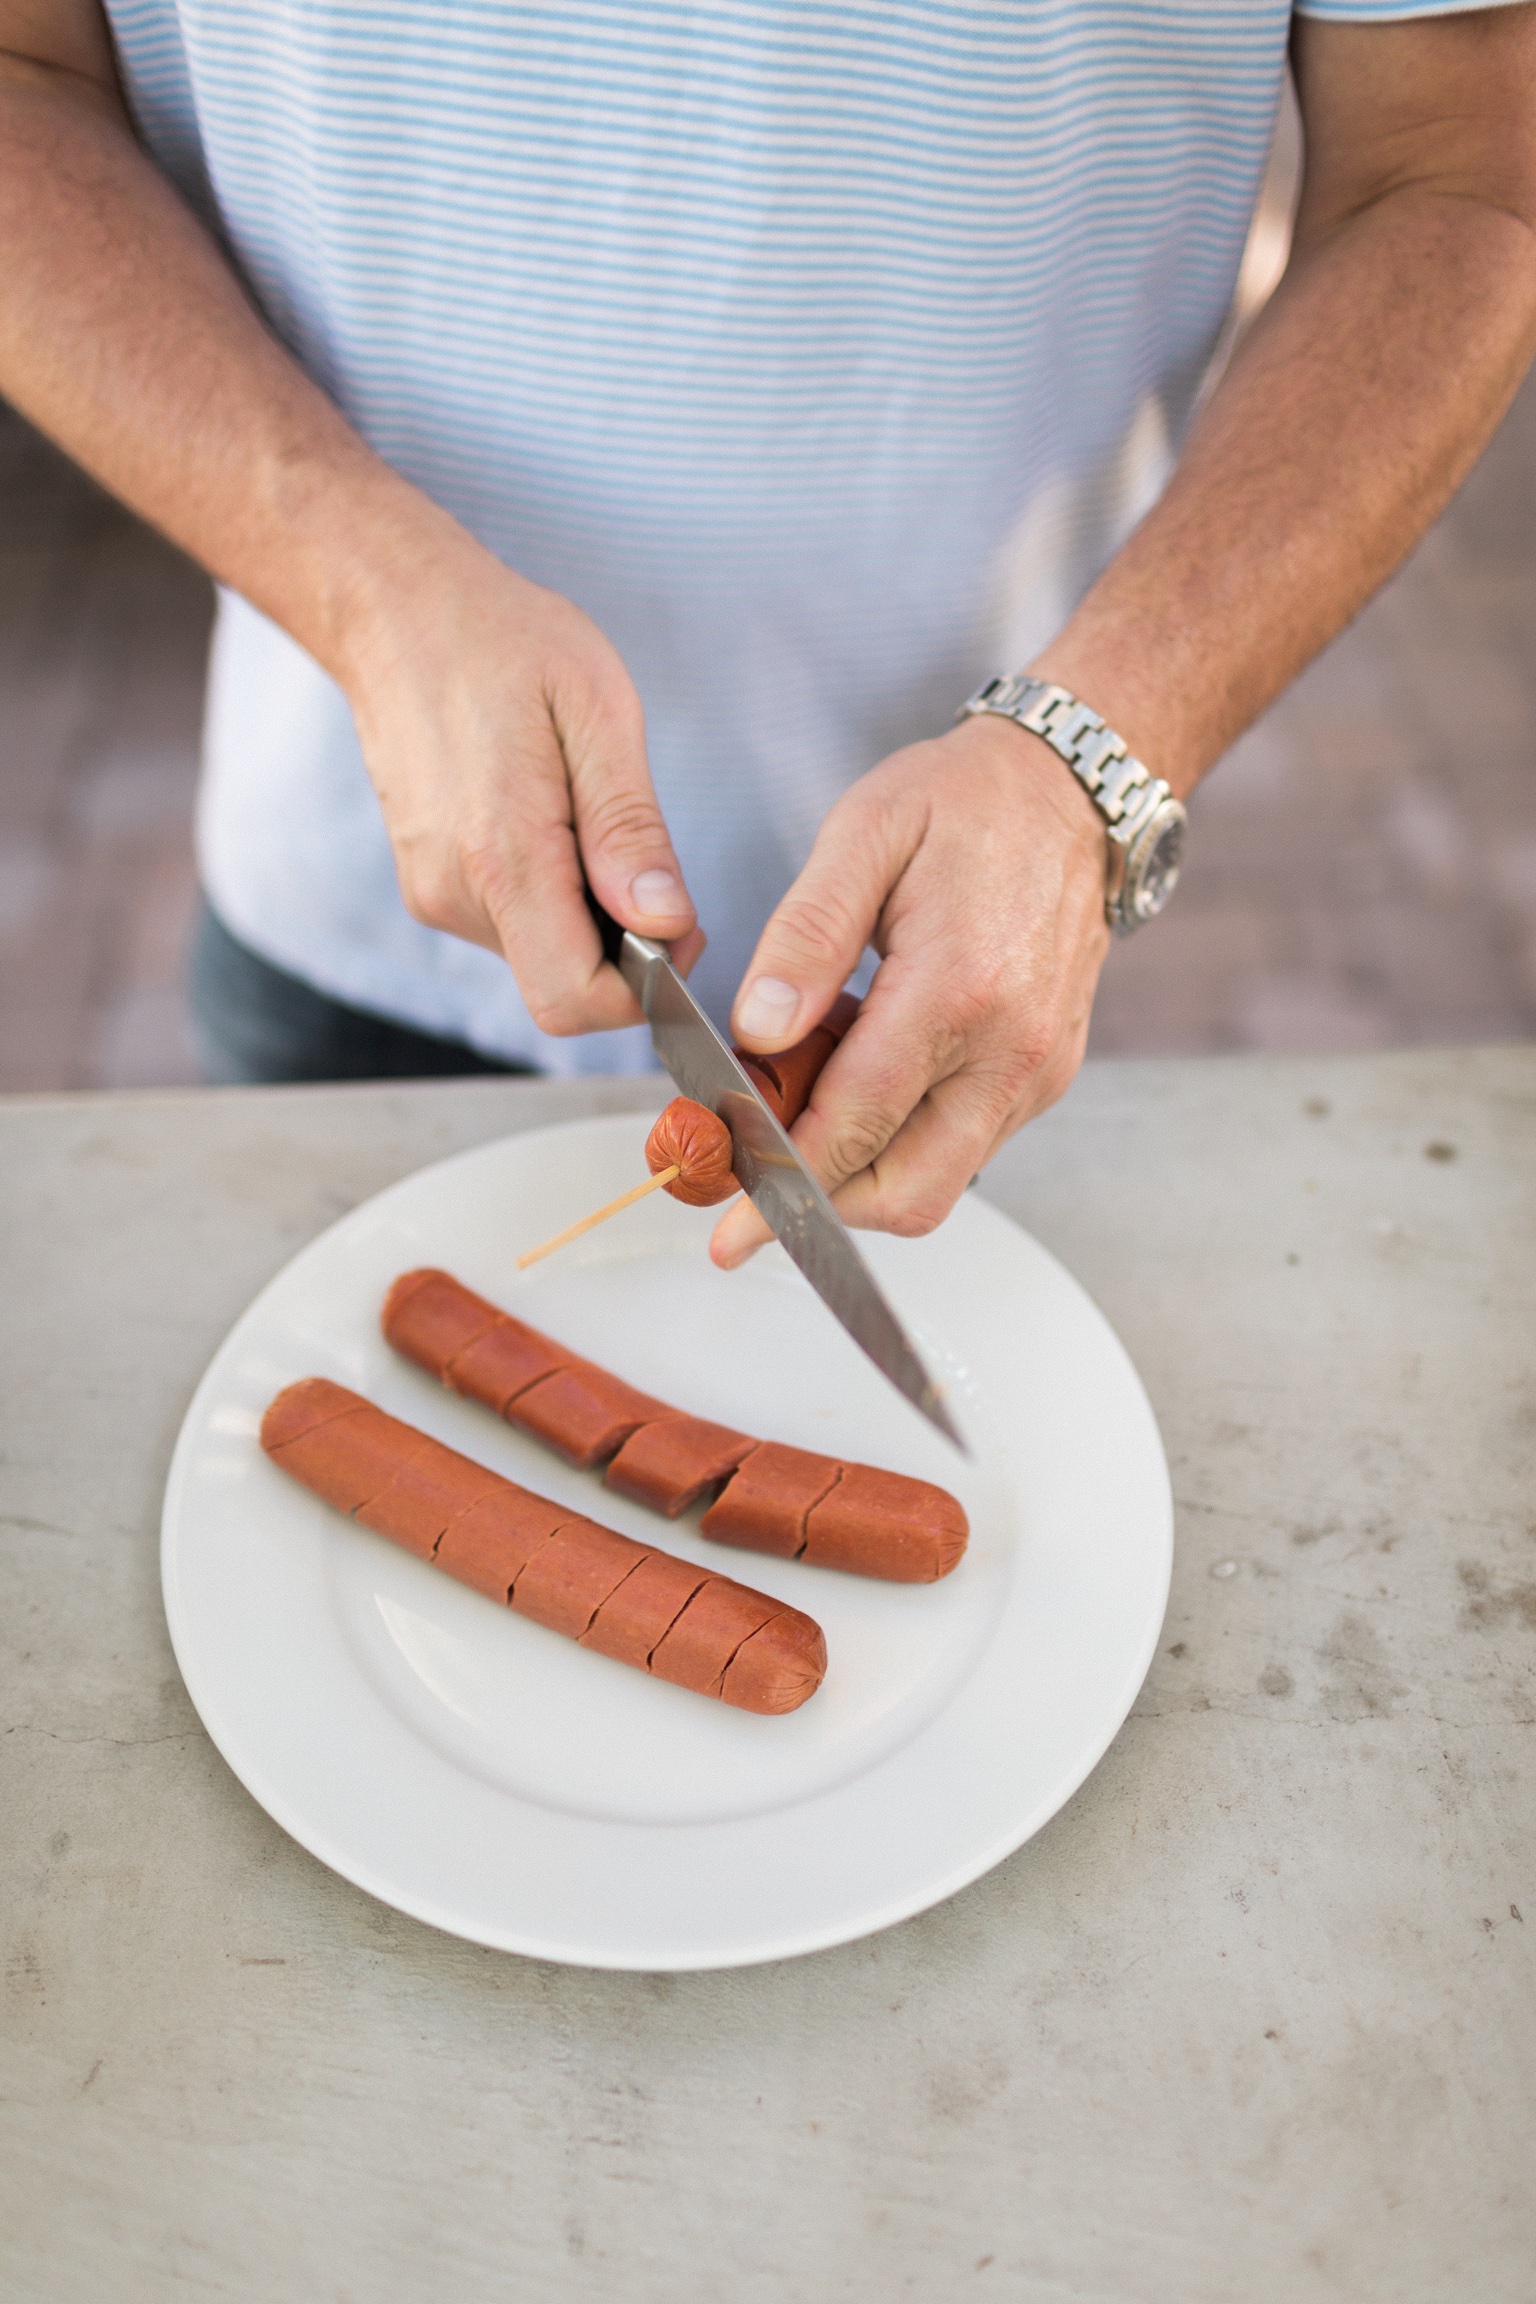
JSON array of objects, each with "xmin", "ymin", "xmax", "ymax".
[
  {"xmin": 640, "ymin": 1582, "xmax": 712, "ymax": 1670},
  {"xmin": 605, "ymin": 1412, "xmax": 757, "ymax": 1517},
  {"xmin": 264, "ymin": 1383, "xmax": 365, "ymax": 1451},
  {"xmin": 509, "ymin": 1363, "xmax": 663, "ymax": 1470},
  {"xmin": 572, "ymin": 1549, "xmax": 652, "ymax": 1642},
  {"xmin": 581, "ymin": 1553, "xmax": 714, "ymax": 1673},
  {"xmin": 700, "ymin": 1610, "xmax": 785, "ymax": 1698},
  {"xmin": 788, "ymin": 1464, "xmax": 844, "ymax": 1561},
  {"xmin": 446, "ymin": 1334, "xmax": 563, "ymax": 1416},
  {"xmin": 502, "ymin": 1527, "xmax": 562, "ymax": 1604},
  {"xmin": 649, "ymin": 1578, "xmax": 781, "ymax": 1698},
  {"xmin": 719, "ymin": 1614, "xmax": 828, "ymax": 1712},
  {"xmin": 698, "ymin": 1443, "xmax": 844, "ymax": 1564}
]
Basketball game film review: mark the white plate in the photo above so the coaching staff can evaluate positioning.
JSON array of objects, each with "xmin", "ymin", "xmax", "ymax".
[{"xmin": 162, "ymin": 1113, "xmax": 1171, "ymax": 1970}]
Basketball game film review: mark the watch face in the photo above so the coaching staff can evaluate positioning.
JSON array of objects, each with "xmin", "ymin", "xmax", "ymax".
[{"xmin": 1130, "ymin": 807, "xmax": 1185, "ymax": 922}]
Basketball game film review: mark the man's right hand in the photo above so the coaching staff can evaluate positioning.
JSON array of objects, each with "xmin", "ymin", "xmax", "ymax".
[
  {"xmin": 0, "ymin": 0, "xmax": 698, "ymax": 1038},
  {"xmin": 340, "ymin": 524, "xmax": 701, "ymax": 1036}
]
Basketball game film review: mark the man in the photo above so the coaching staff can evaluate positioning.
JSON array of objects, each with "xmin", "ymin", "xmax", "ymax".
[{"xmin": 2, "ymin": 1, "xmax": 1533, "ymax": 1272}]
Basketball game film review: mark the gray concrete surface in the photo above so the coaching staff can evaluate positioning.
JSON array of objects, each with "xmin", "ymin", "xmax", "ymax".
[{"xmin": 1, "ymin": 1052, "xmax": 1533, "ymax": 2302}]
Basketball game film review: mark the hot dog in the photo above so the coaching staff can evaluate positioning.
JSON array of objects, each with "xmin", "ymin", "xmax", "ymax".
[
  {"xmin": 645, "ymin": 1099, "xmax": 738, "ymax": 1206},
  {"xmin": 260, "ymin": 1376, "xmax": 827, "ymax": 1714},
  {"xmin": 383, "ymin": 1268, "xmax": 967, "ymax": 1583},
  {"xmin": 734, "ymin": 989, "xmax": 861, "ymax": 1129},
  {"xmin": 642, "ymin": 992, "xmax": 861, "ymax": 1209}
]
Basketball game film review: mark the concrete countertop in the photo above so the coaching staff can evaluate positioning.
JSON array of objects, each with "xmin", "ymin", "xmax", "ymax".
[{"xmin": 1, "ymin": 1048, "xmax": 1532, "ymax": 2303}]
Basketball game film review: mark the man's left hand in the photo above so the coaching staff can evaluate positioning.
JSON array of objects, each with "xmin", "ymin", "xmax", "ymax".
[
  {"xmin": 708, "ymin": 3, "xmax": 1536, "ymax": 1263},
  {"xmin": 708, "ymin": 712, "xmax": 1110, "ymax": 1267}
]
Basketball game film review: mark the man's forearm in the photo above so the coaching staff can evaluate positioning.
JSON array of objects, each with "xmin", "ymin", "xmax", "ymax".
[
  {"xmin": 1033, "ymin": 11, "xmax": 1536, "ymax": 797},
  {"xmin": 0, "ymin": 24, "xmax": 700, "ymax": 1031},
  {"xmin": 0, "ymin": 48, "xmax": 443, "ymax": 682}
]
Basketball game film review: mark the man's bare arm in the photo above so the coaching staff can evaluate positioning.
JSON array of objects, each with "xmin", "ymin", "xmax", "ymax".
[
  {"xmin": 1035, "ymin": 5, "xmax": 1536, "ymax": 791},
  {"xmin": 713, "ymin": 6, "xmax": 1536, "ymax": 1261},
  {"xmin": 0, "ymin": 0, "xmax": 701, "ymax": 1030}
]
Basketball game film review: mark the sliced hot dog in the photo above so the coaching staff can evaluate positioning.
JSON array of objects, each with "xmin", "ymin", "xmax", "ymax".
[
  {"xmin": 606, "ymin": 1413, "xmax": 757, "ymax": 1516},
  {"xmin": 699, "ymin": 1441, "xmax": 841, "ymax": 1559},
  {"xmin": 382, "ymin": 1270, "xmax": 662, "ymax": 1469},
  {"xmin": 645, "ymin": 1100, "xmax": 738, "ymax": 1206},
  {"xmin": 383, "ymin": 1270, "xmax": 968, "ymax": 1582},
  {"xmin": 512, "ymin": 1364, "xmax": 668, "ymax": 1471},
  {"xmin": 801, "ymin": 1464, "xmax": 969, "ymax": 1582},
  {"xmin": 436, "ymin": 1486, "xmax": 570, "ymax": 1600},
  {"xmin": 260, "ymin": 1377, "xmax": 826, "ymax": 1714},
  {"xmin": 734, "ymin": 989, "xmax": 861, "ymax": 1129},
  {"xmin": 384, "ymin": 1267, "xmax": 567, "ymax": 1404}
]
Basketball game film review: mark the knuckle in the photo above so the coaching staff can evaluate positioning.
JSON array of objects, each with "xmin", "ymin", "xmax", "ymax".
[
  {"xmin": 827, "ymin": 1098, "xmax": 895, "ymax": 1176},
  {"xmin": 1031, "ymin": 1066, "xmax": 1073, "ymax": 1120},
  {"xmin": 1030, "ymin": 1032, "xmax": 1087, "ymax": 1117},
  {"xmin": 864, "ymin": 1168, "xmax": 953, "ymax": 1240},
  {"xmin": 889, "ymin": 1196, "xmax": 948, "ymax": 1240},
  {"xmin": 398, "ymin": 858, "xmax": 456, "ymax": 932},
  {"xmin": 940, "ymin": 962, "xmax": 1005, "ymax": 1043},
  {"xmin": 771, "ymin": 891, "xmax": 856, "ymax": 974},
  {"xmin": 524, "ymin": 986, "xmax": 584, "ymax": 1037},
  {"xmin": 460, "ymin": 840, "xmax": 526, "ymax": 924},
  {"xmin": 581, "ymin": 788, "xmax": 667, "ymax": 859},
  {"xmin": 1008, "ymin": 1024, "xmax": 1055, "ymax": 1084},
  {"xmin": 964, "ymin": 1045, "xmax": 1042, "ymax": 1118},
  {"xmin": 599, "ymin": 684, "xmax": 647, "ymax": 746}
]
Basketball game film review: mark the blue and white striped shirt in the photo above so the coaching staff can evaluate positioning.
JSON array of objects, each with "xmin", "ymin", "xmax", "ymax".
[{"xmin": 104, "ymin": 0, "xmax": 1480, "ymax": 1069}]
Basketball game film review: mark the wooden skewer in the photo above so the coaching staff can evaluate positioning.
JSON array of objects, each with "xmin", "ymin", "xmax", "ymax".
[{"xmin": 516, "ymin": 1165, "xmax": 682, "ymax": 1269}]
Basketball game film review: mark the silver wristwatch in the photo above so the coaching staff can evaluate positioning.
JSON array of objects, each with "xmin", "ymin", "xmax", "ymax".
[{"xmin": 958, "ymin": 673, "xmax": 1187, "ymax": 934}]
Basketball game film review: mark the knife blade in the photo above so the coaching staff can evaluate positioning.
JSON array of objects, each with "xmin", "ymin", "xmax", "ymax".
[{"xmin": 603, "ymin": 917, "xmax": 966, "ymax": 1453}]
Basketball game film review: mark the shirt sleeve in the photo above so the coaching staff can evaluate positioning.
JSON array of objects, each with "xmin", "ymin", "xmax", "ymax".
[{"xmin": 1295, "ymin": 0, "xmax": 1527, "ymax": 20}]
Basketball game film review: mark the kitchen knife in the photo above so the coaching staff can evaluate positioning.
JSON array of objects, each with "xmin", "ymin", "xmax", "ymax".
[{"xmin": 588, "ymin": 897, "xmax": 966, "ymax": 1452}]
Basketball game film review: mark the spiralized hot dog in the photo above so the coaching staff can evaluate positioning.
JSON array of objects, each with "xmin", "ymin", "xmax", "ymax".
[
  {"xmin": 383, "ymin": 1268, "xmax": 968, "ymax": 1583},
  {"xmin": 641, "ymin": 994, "xmax": 862, "ymax": 1209},
  {"xmin": 260, "ymin": 1377, "xmax": 826, "ymax": 1714},
  {"xmin": 645, "ymin": 1099, "xmax": 738, "ymax": 1206}
]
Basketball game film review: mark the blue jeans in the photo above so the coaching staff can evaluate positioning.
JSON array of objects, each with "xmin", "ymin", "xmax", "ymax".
[{"xmin": 188, "ymin": 903, "xmax": 533, "ymax": 1085}]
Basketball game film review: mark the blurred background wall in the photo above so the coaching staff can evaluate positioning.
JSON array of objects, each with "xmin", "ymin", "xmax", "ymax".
[{"xmin": 3, "ymin": 86, "xmax": 1534, "ymax": 1092}]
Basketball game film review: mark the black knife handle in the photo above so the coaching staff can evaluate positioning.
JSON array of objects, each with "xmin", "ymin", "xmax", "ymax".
[{"xmin": 583, "ymin": 883, "xmax": 628, "ymax": 968}]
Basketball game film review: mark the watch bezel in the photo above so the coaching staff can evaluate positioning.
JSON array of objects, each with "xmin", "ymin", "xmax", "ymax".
[{"xmin": 1110, "ymin": 797, "xmax": 1187, "ymax": 935}]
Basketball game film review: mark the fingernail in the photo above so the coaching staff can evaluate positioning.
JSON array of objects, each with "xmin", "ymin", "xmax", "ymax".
[
  {"xmin": 710, "ymin": 1224, "xmax": 765, "ymax": 1272},
  {"xmin": 735, "ymin": 976, "xmax": 800, "ymax": 1042},
  {"xmin": 630, "ymin": 868, "xmax": 684, "ymax": 919}
]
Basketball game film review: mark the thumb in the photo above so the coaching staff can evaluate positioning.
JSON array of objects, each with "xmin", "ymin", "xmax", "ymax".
[
  {"xmin": 732, "ymin": 782, "xmax": 917, "ymax": 1050},
  {"xmin": 558, "ymin": 676, "xmax": 699, "ymax": 944}
]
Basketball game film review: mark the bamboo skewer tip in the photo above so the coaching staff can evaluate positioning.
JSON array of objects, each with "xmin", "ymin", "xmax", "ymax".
[{"xmin": 517, "ymin": 1164, "xmax": 682, "ymax": 1269}]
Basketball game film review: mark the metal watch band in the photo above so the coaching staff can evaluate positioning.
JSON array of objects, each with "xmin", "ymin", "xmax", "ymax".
[
  {"xmin": 957, "ymin": 673, "xmax": 1186, "ymax": 933},
  {"xmin": 959, "ymin": 674, "xmax": 1165, "ymax": 840}
]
